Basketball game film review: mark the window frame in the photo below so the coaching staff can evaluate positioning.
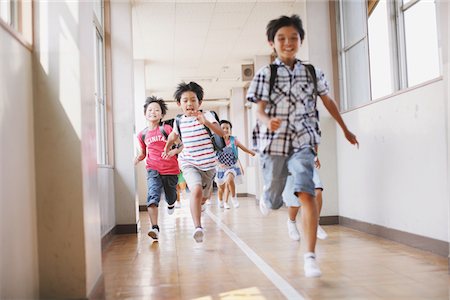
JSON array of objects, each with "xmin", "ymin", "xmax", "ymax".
[
  {"xmin": 0, "ymin": 0, "xmax": 33, "ymax": 50},
  {"xmin": 336, "ymin": 0, "xmax": 442, "ymax": 111},
  {"xmin": 94, "ymin": 0, "xmax": 114, "ymax": 167}
]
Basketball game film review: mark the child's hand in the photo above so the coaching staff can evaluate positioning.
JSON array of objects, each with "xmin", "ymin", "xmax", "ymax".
[
  {"xmin": 344, "ymin": 129, "xmax": 359, "ymax": 148},
  {"xmin": 195, "ymin": 111, "xmax": 206, "ymax": 124},
  {"xmin": 267, "ymin": 117, "xmax": 281, "ymax": 132},
  {"xmin": 314, "ymin": 156, "xmax": 321, "ymax": 169},
  {"xmin": 161, "ymin": 150, "xmax": 174, "ymax": 160}
]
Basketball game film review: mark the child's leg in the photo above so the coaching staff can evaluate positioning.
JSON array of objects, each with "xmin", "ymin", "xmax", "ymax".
[
  {"xmin": 299, "ymin": 192, "xmax": 318, "ymax": 252},
  {"xmin": 226, "ymin": 172, "xmax": 236, "ymax": 197},
  {"xmin": 161, "ymin": 175, "xmax": 178, "ymax": 214},
  {"xmin": 146, "ymin": 170, "xmax": 163, "ymax": 239},
  {"xmin": 259, "ymin": 154, "xmax": 289, "ymax": 209},
  {"xmin": 189, "ymin": 184, "xmax": 203, "ymax": 228},
  {"xmin": 218, "ymin": 183, "xmax": 225, "ymax": 201}
]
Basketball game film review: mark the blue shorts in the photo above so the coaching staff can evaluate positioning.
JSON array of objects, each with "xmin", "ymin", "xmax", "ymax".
[
  {"xmin": 259, "ymin": 147, "xmax": 315, "ymax": 209},
  {"xmin": 283, "ymin": 167, "xmax": 323, "ymax": 207},
  {"xmin": 146, "ymin": 169, "xmax": 178, "ymax": 207}
]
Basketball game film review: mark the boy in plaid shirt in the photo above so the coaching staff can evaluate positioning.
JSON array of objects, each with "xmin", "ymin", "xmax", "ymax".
[{"xmin": 246, "ymin": 15, "xmax": 358, "ymax": 277}]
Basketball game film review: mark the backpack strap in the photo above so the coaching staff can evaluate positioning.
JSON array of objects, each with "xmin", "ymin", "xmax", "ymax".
[
  {"xmin": 269, "ymin": 64, "xmax": 278, "ymax": 97},
  {"xmin": 159, "ymin": 123, "xmax": 168, "ymax": 139},
  {"xmin": 140, "ymin": 127, "xmax": 148, "ymax": 144},
  {"xmin": 304, "ymin": 63, "xmax": 318, "ymax": 99},
  {"xmin": 175, "ymin": 114, "xmax": 183, "ymax": 141},
  {"xmin": 230, "ymin": 136, "xmax": 238, "ymax": 158}
]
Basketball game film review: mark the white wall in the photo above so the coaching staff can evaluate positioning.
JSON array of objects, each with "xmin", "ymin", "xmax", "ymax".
[
  {"xmin": 0, "ymin": 26, "xmax": 39, "ymax": 299},
  {"xmin": 337, "ymin": 81, "xmax": 448, "ymax": 242},
  {"xmin": 110, "ymin": 1, "xmax": 139, "ymax": 226},
  {"xmin": 133, "ymin": 60, "xmax": 148, "ymax": 207}
]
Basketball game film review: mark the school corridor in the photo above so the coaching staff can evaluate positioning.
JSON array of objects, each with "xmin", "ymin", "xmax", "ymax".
[
  {"xmin": 100, "ymin": 196, "xmax": 448, "ymax": 299},
  {"xmin": 1, "ymin": 0, "xmax": 450, "ymax": 299}
]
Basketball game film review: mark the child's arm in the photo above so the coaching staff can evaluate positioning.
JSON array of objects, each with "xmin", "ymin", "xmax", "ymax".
[
  {"xmin": 320, "ymin": 94, "xmax": 359, "ymax": 147},
  {"xmin": 314, "ymin": 145, "xmax": 321, "ymax": 169},
  {"xmin": 236, "ymin": 140, "xmax": 256, "ymax": 156},
  {"xmin": 195, "ymin": 112, "xmax": 226, "ymax": 137},
  {"xmin": 163, "ymin": 131, "xmax": 178, "ymax": 154},
  {"xmin": 162, "ymin": 138, "xmax": 183, "ymax": 160},
  {"xmin": 134, "ymin": 139, "xmax": 146, "ymax": 165},
  {"xmin": 256, "ymin": 101, "xmax": 281, "ymax": 132}
]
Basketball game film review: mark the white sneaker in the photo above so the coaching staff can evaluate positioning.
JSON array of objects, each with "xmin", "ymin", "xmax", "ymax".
[
  {"xmin": 148, "ymin": 228, "xmax": 159, "ymax": 240},
  {"xmin": 193, "ymin": 227, "xmax": 204, "ymax": 243},
  {"xmin": 287, "ymin": 219, "xmax": 300, "ymax": 241},
  {"xmin": 167, "ymin": 205, "xmax": 175, "ymax": 215},
  {"xmin": 218, "ymin": 200, "xmax": 224, "ymax": 208},
  {"xmin": 259, "ymin": 197, "xmax": 270, "ymax": 216},
  {"xmin": 224, "ymin": 201, "xmax": 230, "ymax": 209},
  {"xmin": 304, "ymin": 253, "xmax": 322, "ymax": 277},
  {"xmin": 317, "ymin": 225, "xmax": 328, "ymax": 240},
  {"xmin": 231, "ymin": 196, "xmax": 239, "ymax": 208}
]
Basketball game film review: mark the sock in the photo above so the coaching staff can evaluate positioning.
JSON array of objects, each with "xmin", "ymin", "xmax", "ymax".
[{"xmin": 304, "ymin": 252, "xmax": 316, "ymax": 259}]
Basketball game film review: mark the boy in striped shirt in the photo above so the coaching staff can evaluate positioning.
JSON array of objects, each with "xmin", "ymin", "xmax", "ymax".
[{"xmin": 164, "ymin": 82, "xmax": 225, "ymax": 243}]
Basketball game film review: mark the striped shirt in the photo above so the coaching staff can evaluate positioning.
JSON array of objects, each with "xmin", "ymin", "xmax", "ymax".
[
  {"xmin": 174, "ymin": 111, "xmax": 217, "ymax": 171},
  {"xmin": 246, "ymin": 58, "xmax": 329, "ymax": 156}
]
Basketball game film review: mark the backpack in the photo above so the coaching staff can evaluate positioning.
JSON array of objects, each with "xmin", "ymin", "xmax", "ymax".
[
  {"xmin": 175, "ymin": 110, "xmax": 226, "ymax": 152},
  {"xmin": 140, "ymin": 119, "xmax": 177, "ymax": 149},
  {"xmin": 269, "ymin": 62, "xmax": 319, "ymax": 119},
  {"xmin": 217, "ymin": 136, "xmax": 238, "ymax": 167}
]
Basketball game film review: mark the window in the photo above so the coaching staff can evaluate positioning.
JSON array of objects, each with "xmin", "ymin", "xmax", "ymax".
[
  {"xmin": 0, "ymin": 0, "xmax": 33, "ymax": 47},
  {"xmin": 94, "ymin": 1, "xmax": 109, "ymax": 165},
  {"xmin": 336, "ymin": 0, "xmax": 441, "ymax": 110}
]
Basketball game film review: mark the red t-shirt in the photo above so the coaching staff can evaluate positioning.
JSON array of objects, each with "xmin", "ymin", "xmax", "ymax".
[{"xmin": 137, "ymin": 124, "xmax": 179, "ymax": 175}]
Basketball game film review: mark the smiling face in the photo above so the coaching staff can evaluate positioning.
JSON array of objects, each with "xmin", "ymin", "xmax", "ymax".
[
  {"xmin": 145, "ymin": 102, "xmax": 163, "ymax": 123},
  {"xmin": 270, "ymin": 25, "xmax": 300, "ymax": 65},
  {"xmin": 178, "ymin": 91, "xmax": 201, "ymax": 116},
  {"xmin": 221, "ymin": 122, "xmax": 232, "ymax": 138}
]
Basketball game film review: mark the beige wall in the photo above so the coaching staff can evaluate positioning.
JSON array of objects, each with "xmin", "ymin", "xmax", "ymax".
[
  {"xmin": 0, "ymin": 26, "xmax": 39, "ymax": 299},
  {"xmin": 33, "ymin": 1, "xmax": 102, "ymax": 298}
]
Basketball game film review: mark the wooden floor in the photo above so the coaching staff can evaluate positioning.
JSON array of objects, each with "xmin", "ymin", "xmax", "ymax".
[{"xmin": 102, "ymin": 195, "xmax": 449, "ymax": 300}]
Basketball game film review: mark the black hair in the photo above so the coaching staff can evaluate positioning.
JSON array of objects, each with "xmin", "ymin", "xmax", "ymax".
[
  {"xmin": 266, "ymin": 14, "xmax": 305, "ymax": 43},
  {"xmin": 173, "ymin": 81, "xmax": 204, "ymax": 103},
  {"xmin": 143, "ymin": 96, "xmax": 167, "ymax": 116},
  {"xmin": 220, "ymin": 120, "xmax": 232, "ymax": 129}
]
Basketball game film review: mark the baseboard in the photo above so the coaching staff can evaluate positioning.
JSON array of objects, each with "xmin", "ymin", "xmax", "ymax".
[
  {"xmin": 88, "ymin": 274, "xmax": 104, "ymax": 300},
  {"xmin": 101, "ymin": 227, "xmax": 115, "ymax": 251},
  {"xmin": 339, "ymin": 216, "xmax": 449, "ymax": 257},
  {"xmin": 237, "ymin": 193, "xmax": 255, "ymax": 198},
  {"xmin": 113, "ymin": 223, "xmax": 139, "ymax": 234},
  {"xmin": 320, "ymin": 215, "xmax": 339, "ymax": 225}
]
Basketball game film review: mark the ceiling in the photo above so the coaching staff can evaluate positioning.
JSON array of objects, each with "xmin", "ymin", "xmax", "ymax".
[{"xmin": 132, "ymin": 0, "xmax": 306, "ymax": 102}]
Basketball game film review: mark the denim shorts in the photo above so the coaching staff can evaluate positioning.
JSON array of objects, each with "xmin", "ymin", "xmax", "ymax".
[
  {"xmin": 282, "ymin": 167, "xmax": 323, "ymax": 207},
  {"xmin": 146, "ymin": 169, "xmax": 178, "ymax": 207},
  {"xmin": 181, "ymin": 165, "xmax": 216, "ymax": 198},
  {"xmin": 259, "ymin": 147, "xmax": 315, "ymax": 209}
]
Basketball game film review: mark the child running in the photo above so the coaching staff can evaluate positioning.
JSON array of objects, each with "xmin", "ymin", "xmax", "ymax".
[
  {"xmin": 134, "ymin": 96, "xmax": 183, "ymax": 241},
  {"xmin": 246, "ymin": 15, "xmax": 358, "ymax": 277},
  {"xmin": 164, "ymin": 82, "xmax": 225, "ymax": 243},
  {"xmin": 215, "ymin": 120, "xmax": 255, "ymax": 209}
]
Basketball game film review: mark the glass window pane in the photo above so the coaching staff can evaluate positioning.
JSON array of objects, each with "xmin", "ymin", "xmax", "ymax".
[
  {"xmin": 94, "ymin": 0, "xmax": 103, "ymax": 27},
  {"xmin": 0, "ymin": 0, "xmax": 11, "ymax": 24},
  {"xmin": 404, "ymin": 1, "xmax": 440, "ymax": 86},
  {"xmin": 368, "ymin": 0, "xmax": 393, "ymax": 99},
  {"xmin": 345, "ymin": 40, "xmax": 371, "ymax": 109},
  {"xmin": 341, "ymin": 0, "xmax": 366, "ymax": 47}
]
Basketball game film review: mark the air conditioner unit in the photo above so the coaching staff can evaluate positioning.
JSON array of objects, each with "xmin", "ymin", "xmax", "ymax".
[{"xmin": 241, "ymin": 64, "xmax": 254, "ymax": 81}]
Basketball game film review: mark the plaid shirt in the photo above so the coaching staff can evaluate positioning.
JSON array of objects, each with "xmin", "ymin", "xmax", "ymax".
[{"xmin": 246, "ymin": 58, "xmax": 329, "ymax": 156}]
